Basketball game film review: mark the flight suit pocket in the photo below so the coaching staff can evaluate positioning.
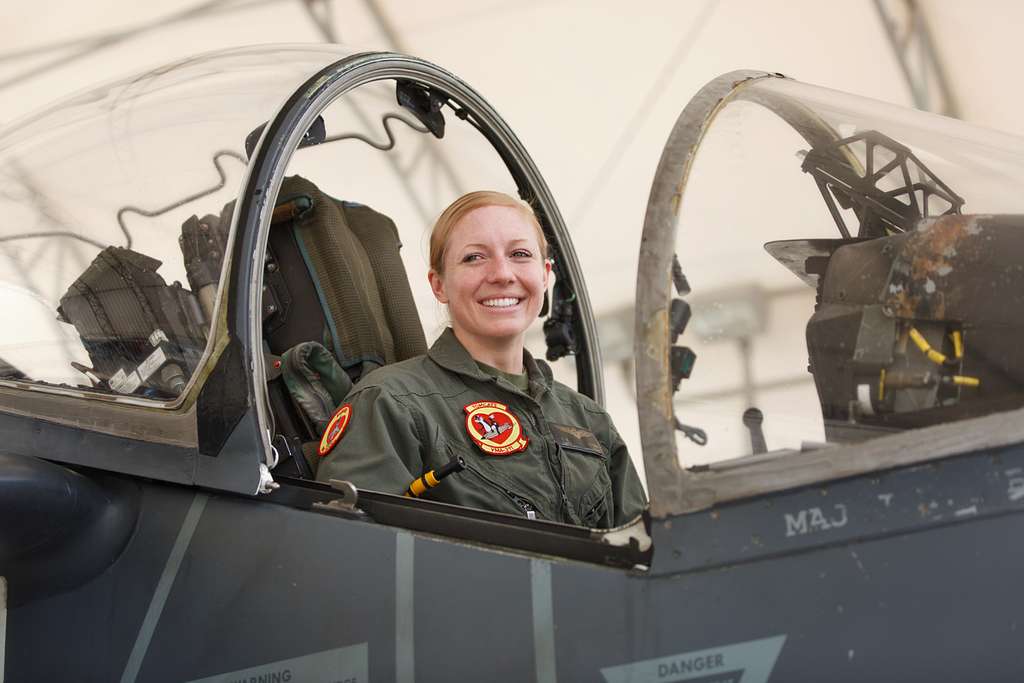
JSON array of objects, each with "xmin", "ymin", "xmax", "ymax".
[
  {"xmin": 551, "ymin": 423, "xmax": 613, "ymax": 528},
  {"xmin": 441, "ymin": 440, "xmax": 550, "ymax": 519}
]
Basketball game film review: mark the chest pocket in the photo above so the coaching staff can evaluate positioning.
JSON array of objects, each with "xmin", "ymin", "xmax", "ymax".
[
  {"xmin": 551, "ymin": 423, "xmax": 613, "ymax": 528},
  {"xmin": 439, "ymin": 439, "xmax": 559, "ymax": 521}
]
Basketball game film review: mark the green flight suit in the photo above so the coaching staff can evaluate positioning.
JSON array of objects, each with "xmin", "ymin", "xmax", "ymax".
[{"xmin": 315, "ymin": 328, "xmax": 647, "ymax": 528}]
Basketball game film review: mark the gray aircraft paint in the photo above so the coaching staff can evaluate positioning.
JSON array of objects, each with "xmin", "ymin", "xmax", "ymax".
[
  {"xmin": 531, "ymin": 559, "xmax": 557, "ymax": 683},
  {"xmin": 600, "ymin": 635, "xmax": 786, "ymax": 683},
  {"xmin": 650, "ymin": 449, "xmax": 1024, "ymax": 575},
  {"xmin": 187, "ymin": 643, "xmax": 368, "ymax": 683},
  {"xmin": 120, "ymin": 493, "xmax": 208, "ymax": 683},
  {"xmin": 408, "ymin": 528, "xmax": 535, "ymax": 682},
  {"xmin": 12, "ymin": 453, "xmax": 1024, "ymax": 680},
  {"xmin": 124, "ymin": 492, "xmax": 399, "ymax": 682},
  {"xmin": 396, "ymin": 532, "xmax": 415, "ymax": 683}
]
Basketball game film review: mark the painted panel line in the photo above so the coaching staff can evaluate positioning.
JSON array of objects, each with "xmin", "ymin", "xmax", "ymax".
[
  {"xmin": 395, "ymin": 532, "xmax": 415, "ymax": 683},
  {"xmin": 531, "ymin": 559, "xmax": 557, "ymax": 683},
  {"xmin": 120, "ymin": 492, "xmax": 209, "ymax": 683},
  {"xmin": 1, "ymin": 576, "xmax": 7, "ymax": 683}
]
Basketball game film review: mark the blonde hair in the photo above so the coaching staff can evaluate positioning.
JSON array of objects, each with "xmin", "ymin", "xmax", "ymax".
[{"xmin": 429, "ymin": 191, "xmax": 548, "ymax": 274}]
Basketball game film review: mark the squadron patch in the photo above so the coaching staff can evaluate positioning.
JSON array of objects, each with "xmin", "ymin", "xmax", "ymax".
[
  {"xmin": 464, "ymin": 401, "xmax": 528, "ymax": 455},
  {"xmin": 318, "ymin": 403, "xmax": 352, "ymax": 457}
]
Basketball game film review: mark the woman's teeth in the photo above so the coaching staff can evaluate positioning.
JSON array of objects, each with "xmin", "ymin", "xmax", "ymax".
[{"xmin": 482, "ymin": 297, "xmax": 520, "ymax": 308}]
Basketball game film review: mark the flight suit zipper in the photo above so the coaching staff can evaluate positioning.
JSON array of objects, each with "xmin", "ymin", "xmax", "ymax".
[
  {"xmin": 462, "ymin": 462, "xmax": 540, "ymax": 520},
  {"xmin": 515, "ymin": 405, "xmax": 577, "ymax": 525},
  {"xmin": 509, "ymin": 493, "xmax": 538, "ymax": 520},
  {"xmin": 583, "ymin": 494, "xmax": 607, "ymax": 527},
  {"xmin": 549, "ymin": 444, "xmax": 583, "ymax": 526}
]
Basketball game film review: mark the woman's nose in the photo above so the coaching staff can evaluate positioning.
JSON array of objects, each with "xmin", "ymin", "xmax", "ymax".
[{"xmin": 487, "ymin": 257, "xmax": 515, "ymax": 282}]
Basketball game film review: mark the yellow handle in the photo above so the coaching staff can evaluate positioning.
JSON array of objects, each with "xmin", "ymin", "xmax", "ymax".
[
  {"xmin": 407, "ymin": 478, "xmax": 428, "ymax": 498},
  {"xmin": 405, "ymin": 469, "xmax": 442, "ymax": 498},
  {"xmin": 909, "ymin": 327, "xmax": 947, "ymax": 365},
  {"xmin": 950, "ymin": 330, "xmax": 964, "ymax": 359}
]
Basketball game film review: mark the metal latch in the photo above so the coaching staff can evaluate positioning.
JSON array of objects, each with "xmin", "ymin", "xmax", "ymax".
[{"xmin": 313, "ymin": 479, "xmax": 362, "ymax": 515}]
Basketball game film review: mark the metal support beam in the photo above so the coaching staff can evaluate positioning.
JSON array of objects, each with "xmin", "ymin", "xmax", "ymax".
[
  {"xmin": 360, "ymin": 0, "xmax": 466, "ymax": 197},
  {"xmin": 297, "ymin": 1, "xmax": 445, "ymax": 224},
  {"xmin": 874, "ymin": 0, "xmax": 960, "ymax": 117},
  {"xmin": 0, "ymin": 0, "xmax": 284, "ymax": 95},
  {"xmin": 299, "ymin": 0, "xmax": 465, "ymax": 213},
  {"xmin": 301, "ymin": 0, "xmax": 339, "ymax": 42}
]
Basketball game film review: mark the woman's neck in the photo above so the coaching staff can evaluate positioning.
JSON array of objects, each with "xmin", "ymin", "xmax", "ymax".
[{"xmin": 453, "ymin": 328, "xmax": 525, "ymax": 374}]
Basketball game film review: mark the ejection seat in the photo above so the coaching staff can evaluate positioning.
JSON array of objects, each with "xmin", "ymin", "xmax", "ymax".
[{"xmin": 180, "ymin": 175, "xmax": 427, "ymax": 477}]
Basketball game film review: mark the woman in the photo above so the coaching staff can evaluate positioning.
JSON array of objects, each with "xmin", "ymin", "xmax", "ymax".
[{"xmin": 315, "ymin": 191, "xmax": 646, "ymax": 528}]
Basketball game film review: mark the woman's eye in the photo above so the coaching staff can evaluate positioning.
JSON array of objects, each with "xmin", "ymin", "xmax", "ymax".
[
  {"xmin": 512, "ymin": 249, "xmax": 533, "ymax": 259},
  {"xmin": 461, "ymin": 253, "xmax": 483, "ymax": 263}
]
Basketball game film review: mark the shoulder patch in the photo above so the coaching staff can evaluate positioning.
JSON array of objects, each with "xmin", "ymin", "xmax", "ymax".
[
  {"xmin": 318, "ymin": 403, "xmax": 352, "ymax": 457},
  {"xmin": 464, "ymin": 401, "xmax": 528, "ymax": 455}
]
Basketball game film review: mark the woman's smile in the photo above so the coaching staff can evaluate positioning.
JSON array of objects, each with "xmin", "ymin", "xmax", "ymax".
[{"xmin": 479, "ymin": 296, "xmax": 522, "ymax": 308}]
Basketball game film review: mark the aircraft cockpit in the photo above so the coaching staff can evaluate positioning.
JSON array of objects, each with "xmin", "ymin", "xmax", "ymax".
[
  {"xmin": 10, "ymin": 48, "xmax": 1024, "ymax": 682},
  {"xmin": 0, "ymin": 49, "xmax": 585, "ymax": 397},
  {"xmin": 4, "ymin": 49, "xmax": 1024, "ymax": 557},
  {"xmin": 0, "ymin": 45, "xmax": 608, "ymax": 519},
  {"xmin": 637, "ymin": 72, "xmax": 1024, "ymax": 517}
]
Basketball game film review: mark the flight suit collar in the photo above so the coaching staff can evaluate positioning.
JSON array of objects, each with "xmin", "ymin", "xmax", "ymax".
[{"xmin": 428, "ymin": 328, "xmax": 553, "ymax": 398}]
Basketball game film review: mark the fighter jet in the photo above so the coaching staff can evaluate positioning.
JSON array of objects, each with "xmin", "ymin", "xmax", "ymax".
[{"xmin": 2, "ymin": 45, "xmax": 1024, "ymax": 682}]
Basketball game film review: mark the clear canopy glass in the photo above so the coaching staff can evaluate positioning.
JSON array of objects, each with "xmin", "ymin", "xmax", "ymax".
[
  {"xmin": 0, "ymin": 45, "xmax": 353, "ymax": 398},
  {"xmin": 670, "ymin": 75, "xmax": 1024, "ymax": 466}
]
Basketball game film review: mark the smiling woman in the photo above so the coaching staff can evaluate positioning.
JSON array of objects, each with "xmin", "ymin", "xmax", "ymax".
[
  {"xmin": 427, "ymin": 193, "xmax": 551, "ymax": 373},
  {"xmin": 315, "ymin": 191, "xmax": 647, "ymax": 528}
]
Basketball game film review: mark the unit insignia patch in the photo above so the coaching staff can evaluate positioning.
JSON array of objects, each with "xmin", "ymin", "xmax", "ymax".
[
  {"xmin": 318, "ymin": 403, "xmax": 352, "ymax": 456},
  {"xmin": 464, "ymin": 400, "xmax": 528, "ymax": 455}
]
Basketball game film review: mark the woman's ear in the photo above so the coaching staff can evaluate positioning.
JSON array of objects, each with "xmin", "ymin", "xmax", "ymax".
[
  {"xmin": 428, "ymin": 269, "xmax": 448, "ymax": 304},
  {"xmin": 543, "ymin": 257, "xmax": 553, "ymax": 286}
]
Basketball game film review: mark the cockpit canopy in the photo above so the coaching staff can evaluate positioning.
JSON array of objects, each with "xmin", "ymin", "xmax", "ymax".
[
  {"xmin": 6, "ymin": 47, "xmax": 1024, "ymax": 514},
  {"xmin": 0, "ymin": 44, "xmax": 585, "ymax": 407},
  {"xmin": 644, "ymin": 74, "xmax": 1024, "ymax": 478},
  {"xmin": 0, "ymin": 45, "xmax": 600, "ymax": 500},
  {"xmin": 0, "ymin": 45, "xmax": 356, "ymax": 397}
]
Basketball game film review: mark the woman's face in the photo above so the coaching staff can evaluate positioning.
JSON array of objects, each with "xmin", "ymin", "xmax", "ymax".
[{"xmin": 429, "ymin": 204, "xmax": 550, "ymax": 351}]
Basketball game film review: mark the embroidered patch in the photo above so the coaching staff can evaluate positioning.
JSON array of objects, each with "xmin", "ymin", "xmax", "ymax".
[
  {"xmin": 464, "ymin": 401, "xmax": 529, "ymax": 455},
  {"xmin": 549, "ymin": 422, "xmax": 604, "ymax": 456},
  {"xmin": 318, "ymin": 403, "xmax": 352, "ymax": 457}
]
